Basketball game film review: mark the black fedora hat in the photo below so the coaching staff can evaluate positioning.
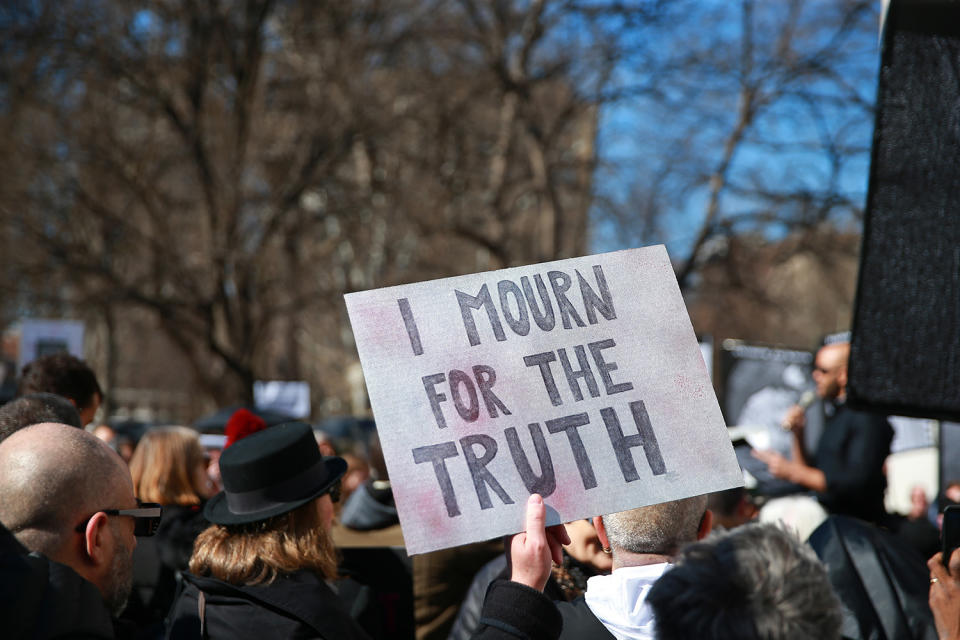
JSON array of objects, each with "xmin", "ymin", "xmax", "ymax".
[{"xmin": 204, "ymin": 422, "xmax": 347, "ymax": 526}]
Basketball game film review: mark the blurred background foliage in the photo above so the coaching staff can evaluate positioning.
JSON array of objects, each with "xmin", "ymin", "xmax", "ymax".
[{"xmin": 0, "ymin": 0, "xmax": 879, "ymax": 420}]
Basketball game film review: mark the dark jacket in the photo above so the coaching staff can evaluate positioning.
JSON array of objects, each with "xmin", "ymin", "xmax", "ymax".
[
  {"xmin": 557, "ymin": 597, "xmax": 612, "ymax": 640},
  {"xmin": 448, "ymin": 555, "xmax": 508, "ymax": 640},
  {"xmin": 125, "ymin": 504, "xmax": 208, "ymax": 636},
  {"xmin": 0, "ymin": 540, "xmax": 116, "ymax": 639},
  {"xmin": 813, "ymin": 403, "xmax": 893, "ymax": 524},
  {"xmin": 809, "ymin": 516, "xmax": 937, "ymax": 640},
  {"xmin": 154, "ymin": 504, "xmax": 209, "ymax": 571},
  {"xmin": 450, "ymin": 552, "xmax": 603, "ymax": 640},
  {"xmin": 166, "ymin": 569, "xmax": 372, "ymax": 640},
  {"xmin": 339, "ymin": 481, "xmax": 399, "ymax": 531},
  {"xmin": 471, "ymin": 580, "xmax": 562, "ymax": 640}
]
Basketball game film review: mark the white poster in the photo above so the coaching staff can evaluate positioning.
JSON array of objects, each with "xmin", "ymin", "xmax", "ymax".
[
  {"xmin": 345, "ymin": 245, "xmax": 742, "ymax": 555},
  {"xmin": 254, "ymin": 380, "xmax": 311, "ymax": 419},
  {"xmin": 18, "ymin": 319, "xmax": 85, "ymax": 373}
]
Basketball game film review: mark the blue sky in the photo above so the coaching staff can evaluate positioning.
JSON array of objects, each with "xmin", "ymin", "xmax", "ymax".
[{"xmin": 587, "ymin": 1, "xmax": 881, "ymax": 259}]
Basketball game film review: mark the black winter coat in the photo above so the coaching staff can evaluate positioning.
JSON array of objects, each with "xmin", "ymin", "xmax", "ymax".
[
  {"xmin": 0, "ymin": 524, "xmax": 116, "ymax": 639},
  {"xmin": 166, "ymin": 569, "xmax": 372, "ymax": 640},
  {"xmin": 471, "ymin": 580, "xmax": 562, "ymax": 640},
  {"xmin": 125, "ymin": 504, "xmax": 209, "ymax": 636},
  {"xmin": 809, "ymin": 516, "xmax": 937, "ymax": 640},
  {"xmin": 556, "ymin": 596, "xmax": 612, "ymax": 639},
  {"xmin": 813, "ymin": 403, "xmax": 893, "ymax": 525}
]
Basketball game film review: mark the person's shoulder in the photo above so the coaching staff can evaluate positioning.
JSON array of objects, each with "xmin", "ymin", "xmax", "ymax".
[
  {"xmin": 556, "ymin": 596, "xmax": 614, "ymax": 639},
  {"xmin": 172, "ymin": 571, "xmax": 370, "ymax": 640},
  {"xmin": 837, "ymin": 404, "xmax": 892, "ymax": 430},
  {"xmin": 1, "ymin": 551, "xmax": 116, "ymax": 639},
  {"xmin": 862, "ymin": 411, "xmax": 894, "ymax": 435},
  {"xmin": 473, "ymin": 579, "xmax": 562, "ymax": 640}
]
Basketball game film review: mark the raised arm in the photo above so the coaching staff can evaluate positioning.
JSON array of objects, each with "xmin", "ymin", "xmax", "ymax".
[{"xmin": 471, "ymin": 494, "xmax": 569, "ymax": 640}]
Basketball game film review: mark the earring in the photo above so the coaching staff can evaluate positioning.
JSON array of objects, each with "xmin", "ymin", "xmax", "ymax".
[{"xmin": 602, "ymin": 546, "xmax": 612, "ymax": 554}]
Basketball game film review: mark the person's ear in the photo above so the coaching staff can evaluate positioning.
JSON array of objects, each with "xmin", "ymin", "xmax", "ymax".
[
  {"xmin": 81, "ymin": 512, "xmax": 111, "ymax": 568},
  {"xmin": 838, "ymin": 365, "xmax": 848, "ymax": 389},
  {"xmin": 593, "ymin": 516, "xmax": 610, "ymax": 551},
  {"xmin": 737, "ymin": 498, "xmax": 758, "ymax": 521},
  {"xmin": 697, "ymin": 509, "xmax": 714, "ymax": 540}
]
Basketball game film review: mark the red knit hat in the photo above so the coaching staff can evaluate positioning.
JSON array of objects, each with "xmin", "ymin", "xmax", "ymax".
[{"xmin": 223, "ymin": 408, "xmax": 268, "ymax": 449}]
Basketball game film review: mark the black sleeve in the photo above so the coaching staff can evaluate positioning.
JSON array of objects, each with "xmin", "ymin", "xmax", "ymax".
[
  {"xmin": 471, "ymin": 579, "xmax": 561, "ymax": 640},
  {"xmin": 821, "ymin": 414, "xmax": 891, "ymax": 502},
  {"xmin": 449, "ymin": 555, "xmax": 508, "ymax": 640}
]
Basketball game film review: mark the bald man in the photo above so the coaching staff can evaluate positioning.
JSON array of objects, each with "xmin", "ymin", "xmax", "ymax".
[
  {"xmin": 753, "ymin": 340, "xmax": 893, "ymax": 524},
  {"xmin": 0, "ymin": 423, "xmax": 142, "ymax": 636}
]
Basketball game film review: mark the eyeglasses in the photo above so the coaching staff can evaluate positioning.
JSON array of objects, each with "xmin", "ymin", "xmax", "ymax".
[
  {"xmin": 74, "ymin": 499, "xmax": 163, "ymax": 537},
  {"xmin": 327, "ymin": 480, "xmax": 342, "ymax": 504}
]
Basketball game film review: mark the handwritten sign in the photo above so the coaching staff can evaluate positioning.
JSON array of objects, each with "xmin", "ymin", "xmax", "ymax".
[{"xmin": 345, "ymin": 246, "xmax": 742, "ymax": 555}]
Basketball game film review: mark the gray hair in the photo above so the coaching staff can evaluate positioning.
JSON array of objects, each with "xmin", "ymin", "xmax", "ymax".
[
  {"xmin": 0, "ymin": 423, "xmax": 128, "ymax": 556},
  {"xmin": 647, "ymin": 522, "xmax": 842, "ymax": 640},
  {"xmin": 603, "ymin": 494, "xmax": 707, "ymax": 555}
]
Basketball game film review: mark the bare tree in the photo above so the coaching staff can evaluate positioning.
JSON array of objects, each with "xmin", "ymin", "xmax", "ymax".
[
  {"xmin": 0, "ymin": 0, "xmax": 671, "ymax": 413},
  {"xmin": 593, "ymin": 0, "xmax": 879, "ymax": 295},
  {"xmin": 686, "ymin": 230, "xmax": 862, "ymax": 350},
  {"xmin": 0, "ymin": 0, "xmax": 877, "ymax": 413}
]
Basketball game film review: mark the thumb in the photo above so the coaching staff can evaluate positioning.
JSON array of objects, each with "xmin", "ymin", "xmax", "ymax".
[
  {"xmin": 525, "ymin": 493, "xmax": 546, "ymax": 540},
  {"xmin": 949, "ymin": 548, "xmax": 960, "ymax": 576}
]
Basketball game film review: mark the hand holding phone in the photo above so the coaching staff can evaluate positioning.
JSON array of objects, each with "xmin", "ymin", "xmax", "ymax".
[{"xmin": 930, "ymin": 514, "xmax": 960, "ymax": 640}]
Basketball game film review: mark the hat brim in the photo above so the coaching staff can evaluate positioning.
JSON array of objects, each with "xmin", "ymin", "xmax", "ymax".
[{"xmin": 203, "ymin": 456, "xmax": 347, "ymax": 526}]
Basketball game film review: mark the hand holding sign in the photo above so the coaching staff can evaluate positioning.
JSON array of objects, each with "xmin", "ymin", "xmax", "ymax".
[
  {"xmin": 508, "ymin": 494, "xmax": 571, "ymax": 591},
  {"xmin": 345, "ymin": 245, "xmax": 742, "ymax": 555}
]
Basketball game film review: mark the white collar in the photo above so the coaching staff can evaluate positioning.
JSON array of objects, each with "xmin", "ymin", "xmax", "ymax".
[{"xmin": 584, "ymin": 563, "xmax": 671, "ymax": 640}]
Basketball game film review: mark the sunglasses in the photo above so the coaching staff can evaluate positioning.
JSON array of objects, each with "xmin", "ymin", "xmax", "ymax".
[
  {"xmin": 74, "ymin": 499, "xmax": 163, "ymax": 537},
  {"xmin": 327, "ymin": 480, "xmax": 342, "ymax": 504}
]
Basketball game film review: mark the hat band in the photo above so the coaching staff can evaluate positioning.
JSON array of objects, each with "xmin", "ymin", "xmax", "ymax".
[{"xmin": 225, "ymin": 459, "xmax": 328, "ymax": 515}]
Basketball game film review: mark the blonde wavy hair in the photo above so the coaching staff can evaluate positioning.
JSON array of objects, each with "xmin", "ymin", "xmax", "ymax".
[
  {"xmin": 188, "ymin": 498, "xmax": 338, "ymax": 586},
  {"xmin": 129, "ymin": 426, "xmax": 208, "ymax": 506}
]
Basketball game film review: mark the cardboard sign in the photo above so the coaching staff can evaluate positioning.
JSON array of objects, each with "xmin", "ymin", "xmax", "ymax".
[{"xmin": 345, "ymin": 246, "xmax": 742, "ymax": 555}]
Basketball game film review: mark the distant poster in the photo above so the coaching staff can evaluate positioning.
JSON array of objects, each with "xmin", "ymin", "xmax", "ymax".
[
  {"xmin": 254, "ymin": 380, "xmax": 311, "ymax": 419},
  {"xmin": 17, "ymin": 319, "xmax": 85, "ymax": 373},
  {"xmin": 346, "ymin": 245, "xmax": 742, "ymax": 555}
]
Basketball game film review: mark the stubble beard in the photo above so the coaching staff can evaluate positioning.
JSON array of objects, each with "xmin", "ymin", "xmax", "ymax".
[{"xmin": 104, "ymin": 531, "xmax": 134, "ymax": 618}]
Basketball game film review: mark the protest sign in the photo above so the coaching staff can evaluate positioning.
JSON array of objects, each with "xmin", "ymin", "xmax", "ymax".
[{"xmin": 345, "ymin": 245, "xmax": 742, "ymax": 555}]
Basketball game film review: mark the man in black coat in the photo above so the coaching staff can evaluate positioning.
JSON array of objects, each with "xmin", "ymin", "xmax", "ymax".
[
  {"xmin": 0, "ymin": 522, "xmax": 117, "ymax": 639},
  {"xmin": 0, "ymin": 422, "xmax": 152, "ymax": 638},
  {"xmin": 753, "ymin": 338, "xmax": 893, "ymax": 525}
]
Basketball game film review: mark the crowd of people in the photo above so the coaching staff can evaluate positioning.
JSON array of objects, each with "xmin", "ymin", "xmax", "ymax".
[{"xmin": 1, "ymin": 347, "xmax": 960, "ymax": 639}]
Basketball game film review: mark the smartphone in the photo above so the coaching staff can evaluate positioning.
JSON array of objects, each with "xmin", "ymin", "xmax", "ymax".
[{"xmin": 943, "ymin": 505, "xmax": 960, "ymax": 567}]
